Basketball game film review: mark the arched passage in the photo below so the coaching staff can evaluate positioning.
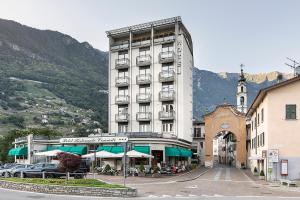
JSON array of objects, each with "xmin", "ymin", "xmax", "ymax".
[{"xmin": 204, "ymin": 104, "xmax": 246, "ymax": 168}]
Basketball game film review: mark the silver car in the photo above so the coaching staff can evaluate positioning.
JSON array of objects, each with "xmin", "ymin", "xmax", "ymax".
[{"xmin": 10, "ymin": 164, "xmax": 34, "ymax": 177}]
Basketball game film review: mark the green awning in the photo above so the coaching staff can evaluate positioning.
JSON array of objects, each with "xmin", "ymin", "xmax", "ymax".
[
  {"xmin": 179, "ymin": 148, "xmax": 193, "ymax": 157},
  {"xmin": 134, "ymin": 146, "xmax": 150, "ymax": 154},
  {"xmin": 8, "ymin": 147, "xmax": 28, "ymax": 156},
  {"xmin": 165, "ymin": 147, "xmax": 181, "ymax": 157},
  {"xmin": 46, "ymin": 146, "xmax": 87, "ymax": 155},
  {"xmin": 97, "ymin": 146, "xmax": 124, "ymax": 153}
]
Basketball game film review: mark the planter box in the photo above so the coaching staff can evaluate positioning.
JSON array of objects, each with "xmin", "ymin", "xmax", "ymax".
[{"xmin": 259, "ymin": 176, "xmax": 265, "ymax": 180}]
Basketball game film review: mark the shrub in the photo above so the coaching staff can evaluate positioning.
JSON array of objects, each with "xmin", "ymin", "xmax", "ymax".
[
  {"xmin": 139, "ymin": 164, "xmax": 145, "ymax": 173},
  {"xmin": 103, "ymin": 164, "xmax": 111, "ymax": 173},
  {"xmin": 259, "ymin": 170, "xmax": 265, "ymax": 176},
  {"xmin": 57, "ymin": 152, "xmax": 81, "ymax": 172}
]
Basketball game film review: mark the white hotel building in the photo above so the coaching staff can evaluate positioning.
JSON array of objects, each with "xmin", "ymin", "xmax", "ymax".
[{"xmin": 106, "ymin": 17, "xmax": 194, "ymax": 164}]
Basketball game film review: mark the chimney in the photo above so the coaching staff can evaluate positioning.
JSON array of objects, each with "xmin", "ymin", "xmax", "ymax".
[
  {"xmin": 277, "ymin": 73, "xmax": 283, "ymax": 83},
  {"xmin": 296, "ymin": 66, "xmax": 300, "ymax": 77}
]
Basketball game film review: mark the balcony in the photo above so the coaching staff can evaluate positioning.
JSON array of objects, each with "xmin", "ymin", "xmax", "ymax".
[
  {"xmin": 132, "ymin": 40, "xmax": 151, "ymax": 48},
  {"xmin": 115, "ymin": 95, "xmax": 129, "ymax": 105},
  {"xmin": 154, "ymin": 35, "xmax": 176, "ymax": 44},
  {"xmin": 136, "ymin": 55, "xmax": 152, "ymax": 66},
  {"xmin": 159, "ymin": 110, "xmax": 175, "ymax": 120},
  {"xmin": 159, "ymin": 91, "xmax": 175, "ymax": 101},
  {"xmin": 115, "ymin": 76, "xmax": 129, "ymax": 87},
  {"xmin": 110, "ymin": 42, "xmax": 129, "ymax": 51},
  {"xmin": 159, "ymin": 51, "xmax": 175, "ymax": 63},
  {"xmin": 115, "ymin": 113, "xmax": 129, "ymax": 122},
  {"xmin": 136, "ymin": 93, "xmax": 151, "ymax": 103},
  {"xmin": 115, "ymin": 58, "xmax": 130, "ymax": 69},
  {"xmin": 136, "ymin": 74, "xmax": 152, "ymax": 85},
  {"xmin": 136, "ymin": 112, "xmax": 152, "ymax": 121},
  {"xmin": 159, "ymin": 70, "xmax": 175, "ymax": 82}
]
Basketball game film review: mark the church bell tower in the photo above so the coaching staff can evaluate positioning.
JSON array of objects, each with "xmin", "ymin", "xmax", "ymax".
[{"xmin": 237, "ymin": 64, "xmax": 247, "ymax": 113}]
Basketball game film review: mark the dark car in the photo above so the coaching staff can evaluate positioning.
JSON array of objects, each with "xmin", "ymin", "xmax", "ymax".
[{"xmin": 20, "ymin": 163, "xmax": 86, "ymax": 179}]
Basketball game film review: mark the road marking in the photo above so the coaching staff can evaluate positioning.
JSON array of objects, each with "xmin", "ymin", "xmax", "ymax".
[
  {"xmin": 225, "ymin": 167, "xmax": 231, "ymax": 181},
  {"xmin": 214, "ymin": 168, "xmax": 223, "ymax": 180},
  {"xmin": 185, "ymin": 185, "xmax": 198, "ymax": 189}
]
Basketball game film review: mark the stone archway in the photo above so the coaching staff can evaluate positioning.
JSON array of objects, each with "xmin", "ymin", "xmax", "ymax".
[{"xmin": 204, "ymin": 104, "xmax": 246, "ymax": 168}]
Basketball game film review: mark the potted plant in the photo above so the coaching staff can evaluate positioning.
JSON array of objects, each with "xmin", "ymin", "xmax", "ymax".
[
  {"xmin": 253, "ymin": 167, "xmax": 258, "ymax": 176},
  {"xmin": 138, "ymin": 164, "xmax": 146, "ymax": 177},
  {"xmin": 259, "ymin": 170, "xmax": 265, "ymax": 180}
]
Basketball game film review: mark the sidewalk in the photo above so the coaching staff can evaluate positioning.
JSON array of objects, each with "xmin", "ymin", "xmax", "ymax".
[{"xmin": 86, "ymin": 166, "xmax": 209, "ymax": 185}]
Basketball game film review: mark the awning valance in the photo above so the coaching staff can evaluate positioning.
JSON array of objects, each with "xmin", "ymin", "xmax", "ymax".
[
  {"xmin": 165, "ymin": 147, "xmax": 181, "ymax": 157},
  {"xmin": 97, "ymin": 146, "xmax": 124, "ymax": 153},
  {"xmin": 179, "ymin": 148, "xmax": 193, "ymax": 157},
  {"xmin": 46, "ymin": 146, "xmax": 87, "ymax": 155},
  {"xmin": 8, "ymin": 147, "xmax": 28, "ymax": 156},
  {"xmin": 133, "ymin": 146, "xmax": 150, "ymax": 154}
]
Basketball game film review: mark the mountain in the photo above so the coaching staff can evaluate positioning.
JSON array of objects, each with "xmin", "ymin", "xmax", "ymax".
[
  {"xmin": 193, "ymin": 68, "xmax": 293, "ymax": 119},
  {"xmin": 0, "ymin": 18, "xmax": 108, "ymax": 134},
  {"xmin": 0, "ymin": 18, "xmax": 293, "ymax": 133}
]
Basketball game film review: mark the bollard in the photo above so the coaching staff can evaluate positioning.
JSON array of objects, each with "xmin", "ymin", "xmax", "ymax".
[
  {"xmin": 4, "ymin": 171, "xmax": 8, "ymax": 178},
  {"xmin": 21, "ymin": 171, "xmax": 24, "ymax": 178},
  {"xmin": 42, "ymin": 171, "xmax": 45, "ymax": 179},
  {"xmin": 67, "ymin": 172, "xmax": 70, "ymax": 180}
]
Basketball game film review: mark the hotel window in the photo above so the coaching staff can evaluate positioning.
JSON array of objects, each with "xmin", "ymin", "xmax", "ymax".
[
  {"xmin": 162, "ymin": 83, "xmax": 174, "ymax": 92},
  {"xmin": 139, "ymin": 122, "xmax": 151, "ymax": 132},
  {"xmin": 139, "ymin": 104, "xmax": 150, "ymax": 112},
  {"xmin": 257, "ymin": 135, "xmax": 260, "ymax": 147},
  {"xmin": 118, "ymin": 124, "xmax": 128, "ymax": 133},
  {"xmin": 261, "ymin": 108, "xmax": 264, "ymax": 123},
  {"xmin": 162, "ymin": 63, "xmax": 174, "ymax": 72},
  {"xmin": 194, "ymin": 127, "xmax": 201, "ymax": 138},
  {"xmin": 118, "ymin": 51, "xmax": 128, "ymax": 59},
  {"xmin": 257, "ymin": 114, "xmax": 260, "ymax": 126},
  {"xmin": 118, "ymin": 88, "xmax": 128, "ymax": 96},
  {"xmin": 162, "ymin": 121, "xmax": 174, "ymax": 132},
  {"xmin": 139, "ymin": 47, "xmax": 150, "ymax": 56},
  {"xmin": 261, "ymin": 133, "xmax": 265, "ymax": 146},
  {"xmin": 286, "ymin": 104, "xmax": 297, "ymax": 119},
  {"xmin": 162, "ymin": 43, "xmax": 174, "ymax": 52},
  {"xmin": 118, "ymin": 70, "xmax": 128, "ymax": 78},
  {"xmin": 139, "ymin": 66, "xmax": 150, "ymax": 75}
]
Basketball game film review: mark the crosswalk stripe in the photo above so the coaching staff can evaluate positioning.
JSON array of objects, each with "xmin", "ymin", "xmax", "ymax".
[
  {"xmin": 225, "ymin": 167, "xmax": 231, "ymax": 180},
  {"xmin": 214, "ymin": 168, "xmax": 222, "ymax": 180}
]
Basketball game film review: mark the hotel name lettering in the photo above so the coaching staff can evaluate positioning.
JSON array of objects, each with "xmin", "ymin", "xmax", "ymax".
[{"xmin": 60, "ymin": 137, "xmax": 128, "ymax": 144}]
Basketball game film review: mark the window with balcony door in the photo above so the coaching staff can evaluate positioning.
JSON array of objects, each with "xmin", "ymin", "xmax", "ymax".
[
  {"xmin": 118, "ymin": 70, "xmax": 128, "ymax": 78},
  {"xmin": 162, "ymin": 121, "xmax": 174, "ymax": 132},
  {"xmin": 139, "ymin": 122, "xmax": 151, "ymax": 132},
  {"xmin": 139, "ymin": 47, "xmax": 150, "ymax": 56},
  {"xmin": 118, "ymin": 51, "xmax": 128, "ymax": 59},
  {"xmin": 162, "ymin": 83, "xmax": 174, "ymax": 91},
  {"xmin": 118, "ymin": 89, "xmax": 128, "ymax": 97},
  {"xmin": 118, "ymin": 124, "xmax": 128, "ymax": 133},
  {"xmin": 162, "ymin": 43, "xmax": 174, "ymax": 52},
  {"xmin": 162, "ymin": 63, "xmax": 174, "ymax": 72},
  {"xmin": 139, "ymin": 66, "xmax": 150, "ymax": 75},
  {"xmin": 194, "ymin": 127, "xmax": 201, "ymax": 138},
  {"xmin": 118, "ymin": 106, "xmax": 128, "ymax": 114},
  {"xmin": 162, "ymin": 103, "xmax": 174, "ymax": 113},
  {"xmin": 139, "ymin": 85, "xmax": 150, "ymax": 94},
  {"xmin": 139, "ymin": 104, "xmax": 150, "ymax": 112}
]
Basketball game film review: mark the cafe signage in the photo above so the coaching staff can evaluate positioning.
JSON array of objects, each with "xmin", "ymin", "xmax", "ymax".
[{"xmin": 60, "ymin": 136, "xmax": 128, "ymax": 144}]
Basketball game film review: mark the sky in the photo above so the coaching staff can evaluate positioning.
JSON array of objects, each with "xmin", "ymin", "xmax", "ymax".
[{"xmin": 0, "ymin": 0, "xmax": 300, "ymax": 73}]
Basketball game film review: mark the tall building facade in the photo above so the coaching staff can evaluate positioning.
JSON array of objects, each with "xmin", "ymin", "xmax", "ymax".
[
  {"xmin": 106, "ymin": 17, "xmax": 193, "ymax": 164},
  {"xmin": 237, "ymin": 65, "xmax": 247, "ymax": 113}
]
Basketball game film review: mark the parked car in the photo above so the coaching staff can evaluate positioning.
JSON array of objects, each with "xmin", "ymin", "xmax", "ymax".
[
  {"xmin": 9, "ymin": 164, "xmax": 33, "ymax": 177},
  {"xmin": 19, "ymin": 163, "xmax": 86, "ymax": 179},
  {"xmin": 0, "ymin": 164, "xmax": 21, "ymax": 177}
]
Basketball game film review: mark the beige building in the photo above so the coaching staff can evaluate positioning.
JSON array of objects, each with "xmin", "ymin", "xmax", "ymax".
[
  {"xmin": 247, "ymin": 75, "xmax": 300, "ymax": 180},
  {"xmin": 191, "ymin": 119, "xmax": 205, "ymax": 165}
]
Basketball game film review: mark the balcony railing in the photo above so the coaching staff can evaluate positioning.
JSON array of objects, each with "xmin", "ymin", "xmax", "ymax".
[
  {"xmin": 159, "ymin": 90, "xmax": 175, "ymax": 101},
  {"xmin": 110, "ymin": 42, "xmax": 129, "ymax": 51},
  {"xmin": 159, "ymin": 110, "xmax": 175, "ymax": 120},
  {"xmin": 115, "ymin": 95, "xmax": 129, "ymax": 105},
  {"xmin": 159, "ymin": 70, "xmax": 175, "ymax": 82},
  {"xmin": 154, "ymin": 35, "xmax": 176, "ymax": 44},
  {"xmin": 136, "ymin": 55, "xmax": 152, "ymax": 66},
  {"xmin": 159, "ymin": 51, "xmax": 175, "ymax": 63},
  {"xmin": 136, "ymin": 74, "xmax": 152, "ymax": 85},
  {"xmin": 136, "ymin": 112, "xmax": 152, "ymax": 121},
  {"xmin": 115, "ymin": 113, "xmax": 129, "ymax": 122},
  {"xmin": 115, "ymin": 76, "xmax": 129, "ymax": 87},
  {"xmin": 115, "ymin": 58, "xmax": 130, "ymax": 69},
  {"xmin": 136, "ymin": 93, "xmax": 151, "ymax": 103},
  {"xmin": 132, "ymin": 40, "xmax": 151, "ymax": 47}
]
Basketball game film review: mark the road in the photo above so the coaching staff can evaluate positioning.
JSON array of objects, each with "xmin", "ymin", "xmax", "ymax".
[{"xmin": 1, "ymin": 166, "xmax": 300, "ymax": 200}]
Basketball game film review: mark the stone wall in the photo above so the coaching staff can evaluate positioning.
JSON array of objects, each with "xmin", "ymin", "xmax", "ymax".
[{"xmin": 0, "ymin": 180, "xmax": 137, "ymax": 197}]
